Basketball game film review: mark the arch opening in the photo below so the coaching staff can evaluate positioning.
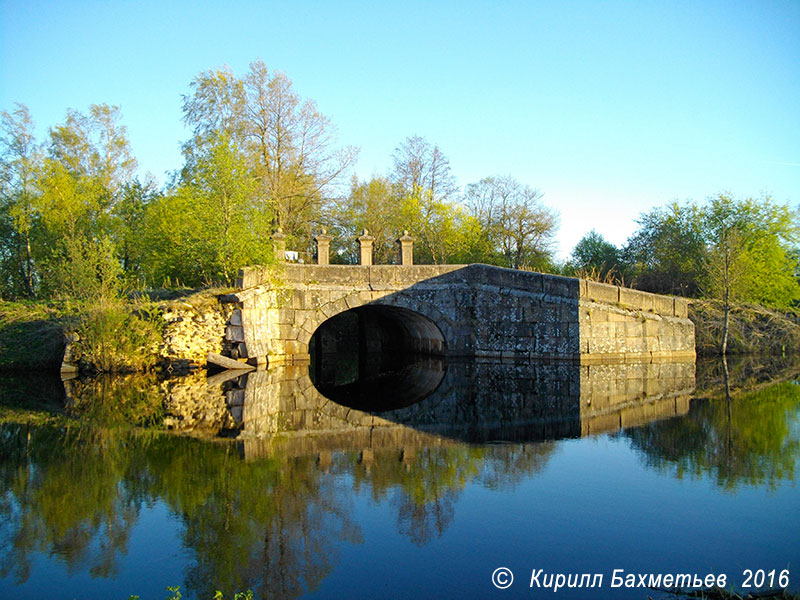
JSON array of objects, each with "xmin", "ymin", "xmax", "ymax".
[{"xmin": 309, "ymin": 305, "xmax": 447, "ymax": 411}]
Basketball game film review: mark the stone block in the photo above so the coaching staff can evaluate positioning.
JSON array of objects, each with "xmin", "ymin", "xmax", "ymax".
[
  {"xmin": 607, "ymin": 310, "xmax": 630, "ymax": 322},
  {"xmin": 619, "ymin": 288, "xmax": 654, "ymax": 312},
  {"xmin": 652, "ymin": 294, "xmax": 673, "ymax": 315},
  {"xmin": 584, "ymin": 281, "xmax": 619, "ymax": 304},
  {"xmin": 624, "ymin": 337, "xmax": 648, "ymax": 354},
  {"xmin": 226, "ymin": 325, "xmax": 245, "ymax": 342},
  {"xmin": 643, "ymin": 318, "xmax": 662, "ymax": 336},
  {"xmin": 625, "ymin": 321, "xmax": 643, "ymax": 336},
  {"xmin": 674, "ymin": 297, "xmax": 689, "ymax": 318},
  {"xmin": 510, "ymin": 269, "xmax": 544, "ymax": 292},
  {"xmin": 290, "ymin": 290, "xmax": 306, "ymax": 309},
  {"xmin": 559, "ymin": 303, "xmax": 580, "ymax": 323},
  {"xmin": 304, "ymin": 265, "xmax": 371, "ymax": 287},
  {"xmin": 275, "ymin": 309, "xmax": 296, "ymax": 324},
  {"xmin": 542, "ymin": 274, "xmax": 580, "ymax": 298},
  {"xmin": 645, "ymin": 336, "xmax": 661, "ymax": 352},
  {"xmin": 284, "ymin": 340, "xmax": 307, "ymax": 355}
]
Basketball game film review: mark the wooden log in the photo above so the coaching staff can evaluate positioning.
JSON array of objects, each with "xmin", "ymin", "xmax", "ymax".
[{"xmin": 207, "ymin": 352, "xmax": 255, "ymax": 371}]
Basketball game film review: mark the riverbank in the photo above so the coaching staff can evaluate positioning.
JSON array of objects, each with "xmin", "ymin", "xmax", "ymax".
[
  {"xmin": 689, "ymin": 299, "xmax": 800, "ymax": 356},
  {"xmin": 0, "ymin": 288, "xmax": 234, "ymax": 374},
  {"xmin": 4, "ymin": 293, "xmax": 800, "ymax": 374}
]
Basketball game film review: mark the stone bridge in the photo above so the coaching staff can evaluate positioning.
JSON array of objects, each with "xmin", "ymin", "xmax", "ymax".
[{"xmin": 222, "ymin": 263, "xmax": 695, "ymax": 367}]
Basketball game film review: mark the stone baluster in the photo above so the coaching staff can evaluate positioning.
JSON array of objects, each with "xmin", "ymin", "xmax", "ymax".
[
  {"xmin": 315, "ymin": 228, "xmax": 333, "ymax": 265},
  {"xmin": 397, "ymin": 230, "xmax": 414, "ymax": 265},
  {"xmin": 358, "ymin": 229, "xmax": 375, "ymax": 266},
  {"xmin": 272, "ymin": 228, "xmax": 287, "ymax": 262}
]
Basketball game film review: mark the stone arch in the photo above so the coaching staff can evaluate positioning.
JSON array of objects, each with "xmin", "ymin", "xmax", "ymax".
[
  {"xmin": 307, "ymin": 302, "xmax": 449, "ymax": 412},
  {"xmin": 296, "ymin": 290, "xmax": 457, "ymax": 354}
]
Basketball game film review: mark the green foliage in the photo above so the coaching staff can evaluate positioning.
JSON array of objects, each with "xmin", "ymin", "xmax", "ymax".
[
  {"xmin": 328, "ymin": 176, "xmax": 404, "ymax": 263},
  {"xmin": 182, "ymin": 60, "xmax": 358, "ymax": 252},
  {"xmin": 624, "ymin": 201, "xmax": 707, "ymax": 296},
  {"xmin": 621, "ymin": 194, "xmax": 800, "ymax": 310},
  {"xmin": 567, "ymin": 229, "xmax": 623, "ymax": 281},
  {"xmin": 73, "ymin": 298, "xmax": 163, "ymax": 373},
  {"xmin": 328, "ymin": 173, "xmax": 497, "ymax": 266},
  {"xmin": 5, "ymin": 68, "xmax": 796, "ymax": 310},
  {"xmin": 702, "ymin": 193, "xmax": 800, "ymax": 308},
  {"xmin": 1, "ymin": 102, "xmax": 138, "ymax": 301},
  {"xmin": 141, "ymin": 135, "xmax": 273, "ymax": 287}
]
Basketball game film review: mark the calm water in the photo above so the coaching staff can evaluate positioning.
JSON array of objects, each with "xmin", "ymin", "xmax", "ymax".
[{"xmin": 1, "ymin": 357, "xmax": 799, "ymax": 599}]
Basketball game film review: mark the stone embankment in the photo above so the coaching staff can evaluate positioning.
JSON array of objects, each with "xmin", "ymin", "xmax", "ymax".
[{"xmin": 159, "ymin": 299, "xmax": 235, "ymax": 371}]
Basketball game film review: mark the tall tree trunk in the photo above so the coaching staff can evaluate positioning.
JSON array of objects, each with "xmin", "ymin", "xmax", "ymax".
[{"xmin": 721, "ymin": 289, "xmax": 730, "ymax": 356}]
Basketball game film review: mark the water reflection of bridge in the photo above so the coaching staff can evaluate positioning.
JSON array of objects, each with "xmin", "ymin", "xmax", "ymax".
[{"xmin": 204, "ymin": 359, "xmax": 696, "ymax": 460}]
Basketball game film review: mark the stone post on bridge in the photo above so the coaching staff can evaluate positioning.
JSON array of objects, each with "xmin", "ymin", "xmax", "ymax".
[
  {"xmin": 397, "ymin": 230, "xmax": 414, "ymax": 265},
  {"xmin": 315, "ymin": 228, "xmax": 333, "ymax": 265},
  {"xmin": 358, "ymin": 229, "xmax": 375, "ymax": 266},
  {"xmin": 272, "ymin": 228, "xmax": 287, "ymax": 262}
]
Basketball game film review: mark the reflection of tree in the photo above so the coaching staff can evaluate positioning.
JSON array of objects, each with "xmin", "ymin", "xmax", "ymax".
[
  {"xmin": 0, "ymin": 423, "xmax": 359, "ymax": 600},
  {"xmin": 350, "ymin": 447, "xmax": 479, "ymax": 546},
  {"xmin": 476, "ymin": 443, "xmax": 558, "ymax": 491},
  {"xmin": 350, "ymin": 443, "xmax": 556, "ymax": 546},
  {"xmin": 0, "ymin": 424, "xmax": 143, "ymax": 582},
  {"xmin": 1, "ymin": 396, "xmax": 559, "ymax": 597},
  {"xmin": 623, "ymin": 378, "xmax": 800, "ymax": 491},
  {"xmin": 63, "ymin": 373, "xmax": 165, "ymax": 428}
]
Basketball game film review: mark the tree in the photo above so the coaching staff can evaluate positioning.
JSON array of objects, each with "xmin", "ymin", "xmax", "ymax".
[
  {"xmin": 327, "ymin": 176, "xmax": 404, "ymax": 264},
  {"xmin": 391, "ymin": 135, "xmax": 458, "ymax": 203},
  {"xmin": 33, "ymin": 105, "xmax": 136, "ymax": 300},
  {"xmin": 464, "ymin": 175, "xmax": 558, "ymax": 270},
  {"xmin": 623, "ymin": 378, "xmax": 800, "ymax": 490},
  {"xmin": 389, "ymin": 136, "xmax": 466, "ymax": 264},
  {"xmin": 140, "ymin": 134, "xmax": 272, "ymax": 287},
  {"xmin": 702, "ymin": 193, "xmax": 800, "ymax": 353},
  {"xmin": 113, "ymin": 176, "xmax": 160, "ymax": 286},
  {"xmin": 0, "ymin": 104, "xmax": 41, "ymax": 298},
  {"xmin": 568, "ymin": 230, "xmax": 622, "ymax": 281},
  {"xmin": 182, "ymin": 60, "xmax": 358, "ymax": 252},
  {"xmin": 624, "ymin": 201, "xmax": 707, "ymax": 296}
]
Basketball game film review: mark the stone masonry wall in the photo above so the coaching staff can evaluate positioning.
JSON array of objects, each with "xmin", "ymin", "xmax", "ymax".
[
  {"xmin": 579, "ymin": 280, "xmax": 695, "ymax": 363},
  {"xmin": 231, "ymin": 263, "xmax": 695, "ymax": 365},
  {"xmin": 159, "ymin": 299, "xmax": 236, "ymax": 370}
]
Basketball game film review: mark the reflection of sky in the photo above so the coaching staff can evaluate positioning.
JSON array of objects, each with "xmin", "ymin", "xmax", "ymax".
[
  {"xmin": 3, "ymin": 427, "xmax": 798, "ymax": 599},
  {"xmin": 0, "ymin": 502, "xmax": 188, "ymax": 600},
  {"xmin": 320, "ymin": 436, "xmax": 800, "ymax": 599}
]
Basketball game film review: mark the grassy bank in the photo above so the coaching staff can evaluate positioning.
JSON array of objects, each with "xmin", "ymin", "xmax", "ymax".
[
  {"xmin": 0, "ymin": 301, "xmax": 67, "ymax": 370},
  {"xmin": 5, "ymin": 291, "xmax": 800, "ymax": 373},
  {"xmin": 689, "ymin": 299, "xmax": 800, "ymax": 356},
  {"xmin": 0, "ymin": 288, "xmax": 229, "ymax": 374}
]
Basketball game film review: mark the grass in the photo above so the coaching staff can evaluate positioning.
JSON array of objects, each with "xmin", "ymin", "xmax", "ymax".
[
  {"xmin": 0, "ymin": 286, "xmax": 234, "ymax": 374},
  {"xmin": 0, "ymin": 300, "xmax": 67, "ymax": 370}
]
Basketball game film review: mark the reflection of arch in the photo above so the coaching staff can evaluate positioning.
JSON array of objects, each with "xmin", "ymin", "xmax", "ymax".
[{"xmin": 308, "ymin": 304, "xmax": 448, "ymax": 411}]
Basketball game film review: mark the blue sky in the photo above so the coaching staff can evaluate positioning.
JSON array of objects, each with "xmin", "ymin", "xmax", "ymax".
[{"xmin": 2, "ymin": 0, "xmax": 799, "ymax": 259}]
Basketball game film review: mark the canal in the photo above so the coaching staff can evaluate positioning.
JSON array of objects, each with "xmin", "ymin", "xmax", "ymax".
[{"xmin": 0, "ymin": 355, "xmax": 798, "ymax": 599}]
